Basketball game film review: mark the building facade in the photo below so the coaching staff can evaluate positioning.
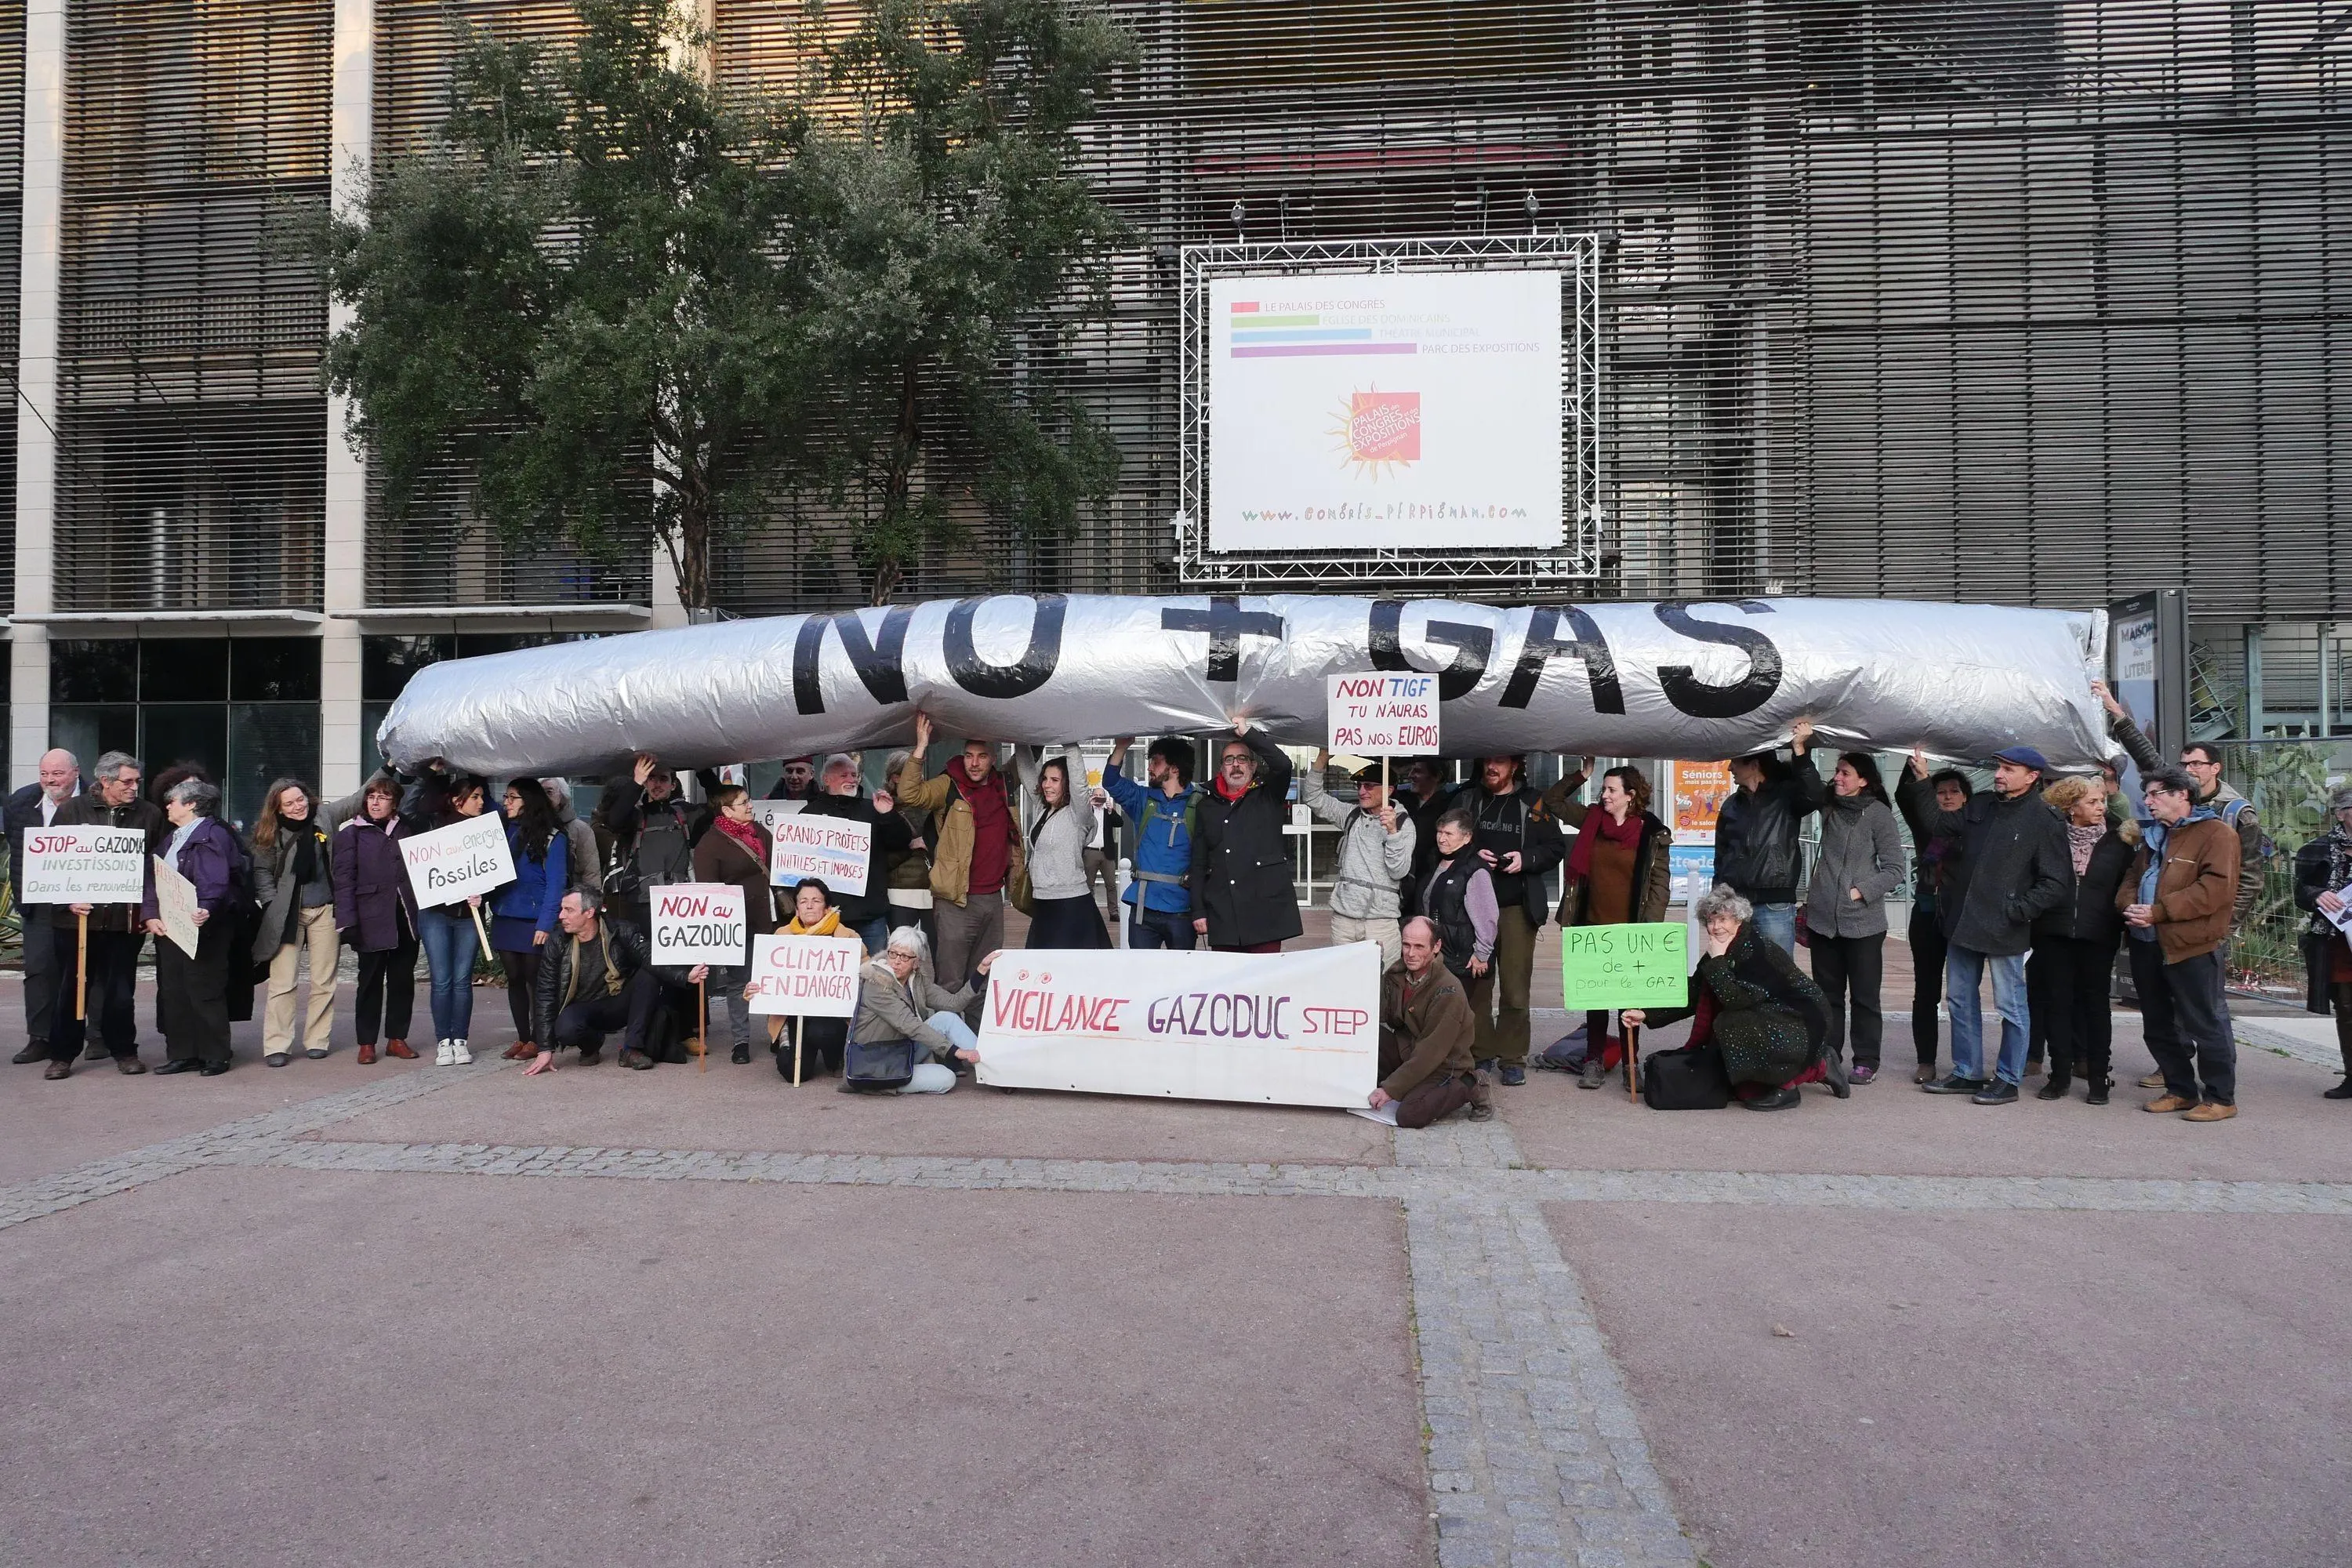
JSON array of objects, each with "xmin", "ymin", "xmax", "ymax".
[{"xmin": 6, "ymin": 0, "xmax": 2350, "ymax": 816}]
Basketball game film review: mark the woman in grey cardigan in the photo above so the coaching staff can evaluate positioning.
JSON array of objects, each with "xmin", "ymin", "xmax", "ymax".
[
  {"xmin": 1016, "ymin": 746, "xmax": 1108, "ymax": 948},
  {"xmin": 1803, "ymin": 752, "xmax": 1906, "ymax": 1083}
]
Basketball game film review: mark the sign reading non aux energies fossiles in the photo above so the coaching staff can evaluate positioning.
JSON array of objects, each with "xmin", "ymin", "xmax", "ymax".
[
  {"xmin": 648, "ymin": 882, "xmax": 746, "ymax": 968},
  {"xmin": 398, "ymin": 813, "xmax": 515, "ymax": 908},
  {"xmin": 1325, "ymin": 672, "xmax": 1440, "ymax": 753},
  {"xmin": 1559, "ymin": 922, "xmax": 1690, "ymax": 1011},
  {"xmin": 20, "ymin": 826, "xmax": 147, "ymax": 903},
  {"xmin": 977, "ymin": 943, "xmax": 1380, "ymax": 1108}
]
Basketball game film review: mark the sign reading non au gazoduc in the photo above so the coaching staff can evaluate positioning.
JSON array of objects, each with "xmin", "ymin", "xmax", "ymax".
[{"xmin": 648, "ymin": 882, "xmax": 747, "ymax": 968}]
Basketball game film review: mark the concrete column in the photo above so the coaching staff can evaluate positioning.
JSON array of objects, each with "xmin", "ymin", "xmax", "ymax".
[
  {"xmin": 319, "ymin": 0, "xmax": 373, "ymax": 794},
  {"xmin": 9, "ymin": 0, "xmax": 65, "ymax": 788}
]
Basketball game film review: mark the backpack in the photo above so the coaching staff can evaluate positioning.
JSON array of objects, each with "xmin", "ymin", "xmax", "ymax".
[{"xmin": 1138, "ymin": 786, "xmax": 1202, "ymax": 848}]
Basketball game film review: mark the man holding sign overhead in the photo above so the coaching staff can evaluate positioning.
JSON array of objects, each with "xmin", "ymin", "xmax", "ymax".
[
  {"xmin": 1301, "ymin": 750, "xmax": 1415, "ymax": 969},
  {"xmin": 797, "ymin": 753, "xmax": 913, "ymax": 955},
  {"xmin": 38, "ymin": 751, "xmax": 165, "ymax": 1078}
]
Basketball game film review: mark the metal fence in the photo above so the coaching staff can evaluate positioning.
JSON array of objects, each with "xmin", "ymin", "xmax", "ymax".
[{"xmin": 2212, "ymin": 737, "xmax": 2351, "ymax": 1003}]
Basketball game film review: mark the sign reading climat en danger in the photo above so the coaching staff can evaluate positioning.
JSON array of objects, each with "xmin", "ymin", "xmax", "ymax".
[{"xmin": 976, "ymin": 943, "xmax": 1381, "ymax": 1108}]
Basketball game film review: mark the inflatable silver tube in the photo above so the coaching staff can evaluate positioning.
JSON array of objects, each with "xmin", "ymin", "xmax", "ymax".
[{"xmin": 375, "ymin": 595, "xmax": 2111, "ymax": 778}]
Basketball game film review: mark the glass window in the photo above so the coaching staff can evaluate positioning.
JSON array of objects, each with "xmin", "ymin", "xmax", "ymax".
[
  {"xmin": 361, "ymin": 634, "xmax": 453, "ymax": 702},
  {"xmin": 50, "ymin": 704, "xmax": 137, "ymax": 769},
  {"xmin": 230, "ymin": 637, "xmax": 321, "ymax": 702},
  {"xmin": 229, "ymin": 702, "xmax": 321, "ymax": 826},
  {"xmin": 142, "ymin": 704, "xmax": 229, "ymax": 793},
  {"xmin": 140, "ymin": 639, "xmax": 229, "ymax": 702},
  {"xmin": 453, "ymin": 632, "xmax": 553, "ymax": 659},
  {"xmin": 51, "ymin": 640, "xmax": 137, "ymax": 703}
]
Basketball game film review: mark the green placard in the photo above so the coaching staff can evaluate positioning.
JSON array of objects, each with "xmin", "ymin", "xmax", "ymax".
[{"xmin": 1559, "ymin": 923, "xmax": 1690, "ymax": 1010}]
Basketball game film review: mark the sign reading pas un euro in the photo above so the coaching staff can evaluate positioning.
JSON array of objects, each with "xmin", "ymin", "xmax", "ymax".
[
  {"xmin": 398, "ymin": 814, "xmax": 514, "ymax": 908},
  {"xmin": 1559, "ymin": 923, "xmax": 1690, "ymax": 1011},
  {"xmin": 1207, "ymin": 270, "xmax": 1563, "ymax": 555},
  {"xmin": 649, "ymin": 882, "xmax": 746, "ymax": 968}
]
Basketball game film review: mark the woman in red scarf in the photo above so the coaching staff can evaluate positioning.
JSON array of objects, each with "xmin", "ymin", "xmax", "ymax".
[
  {"xmin": 689, "ymin": 786, "xmax": 775, "ymax": 1063},
  {"xmin": 1554, "ymin": 764, "xmax": 1674, "ymax": 1088}
]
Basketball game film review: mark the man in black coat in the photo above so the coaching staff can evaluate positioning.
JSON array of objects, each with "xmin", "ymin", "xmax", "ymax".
[
  {"xmin": 1898, "ymin": 743, "xmax": 2074, "ymax": 1105},
  {"xmin": 529, "ymin": 887, "xmax": 664, "ymax": 1071},
  {"xmin": 1189, "ymin": 720, "xmax": 1302, "ymax": 952},
  {"xmin": 1712, "ymin": 719, "xmax": 1827, "ymax": 953},
  {"xmin": 797, "ymin": 753, "xmax": 915, "ymax": 955},
  {"xmin": 46, "ymin": 752, "xmax": 168, "ymax": 1074},
  {"xmin": 6, "ymin": 747, "xmax": 82, "ymax": 1065},
  {"xmin": 1448, "ymin": 755, "xmax": 1566, "ymax": 1085}
]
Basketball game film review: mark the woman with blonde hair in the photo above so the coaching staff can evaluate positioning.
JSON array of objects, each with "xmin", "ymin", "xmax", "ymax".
[{"xmin": 2030, "ymin": 774, "xmax": 2139, "ymax": 1103}]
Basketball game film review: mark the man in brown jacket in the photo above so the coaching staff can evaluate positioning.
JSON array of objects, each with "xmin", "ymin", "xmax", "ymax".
[
  {"xmin": 1374, "ymin": 918, "xmax": 1487, "ymax": 1128},
  {"xmin": 2119, "ymin": 769, "xmax": 2242, "ymax": 1120}
]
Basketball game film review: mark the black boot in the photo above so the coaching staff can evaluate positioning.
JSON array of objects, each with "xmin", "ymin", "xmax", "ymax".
[
  {"xmin": 2036, "ymin": 1073, "xmax": 2072, "ymax": 1101},
  {"xmin": 2325, "ymin": 1076, "xmax": 2352, "ymax": 1101}
]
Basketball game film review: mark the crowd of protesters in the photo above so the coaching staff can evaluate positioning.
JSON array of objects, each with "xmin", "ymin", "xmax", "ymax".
[{"xmin": 5, "ymin": 683, "xmax": 2341, "ymax": 1126}]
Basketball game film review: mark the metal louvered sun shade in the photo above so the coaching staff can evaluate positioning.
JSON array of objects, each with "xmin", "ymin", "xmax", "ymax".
[{"xmin": 54, "ymin": 0, "xmax": 330, "ymax": 612}]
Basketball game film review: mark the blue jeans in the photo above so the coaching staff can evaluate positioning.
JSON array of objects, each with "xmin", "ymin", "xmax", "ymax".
[
  {"xmin": 1944, "ymin": 944, "xmax": 2029, "ymax": 1083},
  {"xmin": 853, "ymin": 916, "xmax": 889, "ymax": 956},
  {"xmin": 417, "ymin": 907, "xmax": 477, "ymax": 1042},
  {"xmin": 1750, "ymin": 902, "xmax": 1798, "ymax": 954},
  {"xmin": 1127, "ymin": 905, "xmax": 1199, "ymax": 950},
  {"xmin": 926, "ymin": 1010, "xmax": 980, "ymax": 1056}
]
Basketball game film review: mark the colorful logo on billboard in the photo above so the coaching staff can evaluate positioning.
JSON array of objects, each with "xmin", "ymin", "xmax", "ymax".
[{"xmin": 1330, "ymin": 388, "xmax": 1421, "ymax": 477}]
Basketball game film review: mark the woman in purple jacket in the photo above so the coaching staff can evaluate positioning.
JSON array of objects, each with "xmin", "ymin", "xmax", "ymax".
[
  {"xmin": 143, "ymin": 778, "xmax": 246, "ymax": 1076},
  {"xmin": 332, "ymin": 774, "xmax": 421, "ymax": 1064}
]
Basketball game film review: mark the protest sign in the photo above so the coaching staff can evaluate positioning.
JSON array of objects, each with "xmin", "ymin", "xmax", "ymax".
[
  {"xmin": 399, "ymin": 813, "xmax": 515, "ymax": 908},
  {"xmin": 1325, "ymin": 672, "xmax": 1440, "ymax": 754},
  {"xmin": 1559, "ymin": 922, "xmax": 1690, "ymax": 1010},
  {"xmin": 20, "ymin": 825, "xmax": 147, "ymax": 904},
  {"xmin": 151, "ymin": 854, "xmax": 201, "ymax": 957},
  {"xmin": 648, "ymin": 882, "xmax": 747, "ymax": 968},
  {"xmin": 746, "ymin": 934, "xmax": 866, "ymax": 1018},
  {"xmin": 750, "ymin": 798, "xmax": 805, "ymax": 839},
  {"xmin": 976, "ymin": 943, "xmax": 1381, "ymax": 1108},
  {"xmin": 770, "ymin": 813, "xmax": 872, "ymax": 895}
]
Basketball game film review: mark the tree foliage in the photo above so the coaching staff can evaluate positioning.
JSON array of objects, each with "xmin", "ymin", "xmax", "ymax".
[{"xmin": 321, "ymin": 0, "xmax": 1131, "ymax": 609}]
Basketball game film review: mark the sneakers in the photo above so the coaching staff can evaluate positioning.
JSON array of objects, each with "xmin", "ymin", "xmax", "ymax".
[
  {"xmin": 731, "ymin": 1042, "xmax": 751, "ymax": 1065},
  {"xmin": 449, "ymin": 1039, "xmax": 473, "ymax": 1065},
  {"xmin": 2182, "ymin": 1101, "xmax": 2238, "ymax": 1122},
  {"xmin": 1577, "ymin": 1058, "xmax": 1607, "ymax": 1091},
  {"xmin": 1849, "ymin": 1063, "xmax": 1878, "ymax": 1086},
  {"xmin": 1971, "ymin": 1080, "xmax": 2020, "ymax": 1105},
  {"xmin": 1499, "ymin": 1064, "xmax": 1526, "ymax": 1087},
  {"xmin": 2144, "ymin": 1092, "xmax": 2197, "ymax": 1114},
  {"xmin": 434, "ymin": 1039, "xmax": 456, "ymax": 1066},
  {"xmin": 1921, "ymin": 1073, "xmax": 1987, "ymax": 1095}
]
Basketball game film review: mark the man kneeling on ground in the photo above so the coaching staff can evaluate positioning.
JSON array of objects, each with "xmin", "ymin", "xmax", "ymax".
[
  {"xmin": 851, "ymin": 926, "xmax": 999, "ymax": 1094},
  {"xmin": 528, "ymin": 887, "xmax": 662, "ymax": 1073},
  {"xmin": 1374, "ymin": 917, "xmax": 1489, "ymax": 1128}
]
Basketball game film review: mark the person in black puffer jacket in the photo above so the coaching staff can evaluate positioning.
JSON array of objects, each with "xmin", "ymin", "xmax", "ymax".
[
  {"xmin": 1897, "ymin": 744, "xmax": 2073, "ymax": 1103},
  {"xmin": 1711, "ymin": 719, "xmax": 1827, "ymax": 953},
  {"xmin": 2028, "ymin": 776, "xmax": 2139, "ymax": 1103},
  {"xmin": 1189, "ymin": 720, "xmax": 1302, "ymax": 953}
]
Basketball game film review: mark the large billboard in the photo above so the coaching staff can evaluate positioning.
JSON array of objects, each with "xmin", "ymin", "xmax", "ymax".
[{"xmin": 1205, "ymin": 270, "xmax": 1563, "ymax": 555}]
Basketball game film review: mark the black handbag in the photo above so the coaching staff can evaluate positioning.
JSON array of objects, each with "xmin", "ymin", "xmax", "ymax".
[
  {"xmin": 843, "ymin": 1036, "xmax": 917, "ymax": 1092},
  {"xmin": 1641, "ymin": 1044, "xmax": 1733, "ymax": 1110}
]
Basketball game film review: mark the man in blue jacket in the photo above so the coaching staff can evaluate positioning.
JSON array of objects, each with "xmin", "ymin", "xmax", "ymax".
[{"xmin": 1102, "ymin": 737, "xmax": 1200, "ymax": 949}]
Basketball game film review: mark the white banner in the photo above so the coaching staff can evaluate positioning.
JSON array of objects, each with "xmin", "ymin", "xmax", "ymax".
[
  {"xmin": 746, "ymin": 933, "xmax": 866, "ymax": 1018},
  {"xmin": 770, "ymin": 814, "xmax": 871, "ymax": 895},
  {"xmin": 976, "ymin": 943, "xmax": 1381, "ymax": 1108},
  {"xmin": 648, "ymin": 882, "xmax": 747, "ymax": 968},
  {"xmin": 151, "ymin": 855, "xmax": 201, "ymax": 957},
  {"xmin": 21, "ymin": 826, "xmax": 147, "ymax": 903},
  {"xmin": 399, "ymin": 813, "xmax": 515, "ymax": 908},
  {"xmin": 1207, "ymin": 270, "xmax": 1563, "ymax": 554},
  {"xmin": 1326, "ymin": 671, "xmax": 1440, "ymax": 753}
]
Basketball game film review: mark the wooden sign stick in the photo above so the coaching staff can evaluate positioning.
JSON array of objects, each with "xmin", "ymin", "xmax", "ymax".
[
  {"xmin": 793, "ymin": 1017, "xmax": 804, "ymax": 1087},
  {"xmin": 1624, "ymin": 1018, "xmax": 1640, "ymax": 1102},
  {"xmin": 76, "ymin": 910, "xmax": 87, "ymax": 1022},
  {"xmin": 697, "ymin": 975, "xmax": 707, "ymax": 1072},
  {"xmin": 467, "ymin": 900, "xmax": 493, "ymax": 962}
]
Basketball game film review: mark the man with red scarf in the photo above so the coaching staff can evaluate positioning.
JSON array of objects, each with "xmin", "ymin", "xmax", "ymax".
[
  {"xmin": 1189, "ymin": 718, "xmax": 1302, "ymax": 953},
  {"xmin": 897, "ymin": 713, "xmax": 1027, "ymax": 992}
]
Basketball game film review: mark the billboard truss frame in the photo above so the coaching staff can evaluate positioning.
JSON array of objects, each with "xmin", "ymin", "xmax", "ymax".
[{"xmin": 1176, "ymin": 232, "xmax": 1602, "ymax": 591}]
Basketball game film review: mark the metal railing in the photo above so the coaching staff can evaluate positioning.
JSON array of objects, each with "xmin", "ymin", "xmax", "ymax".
[{"xmin": 2210, "ymin": 738, "xmax": 2350, "ymax": 1003}]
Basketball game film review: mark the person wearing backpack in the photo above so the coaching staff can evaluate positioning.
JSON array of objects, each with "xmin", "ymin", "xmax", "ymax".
[
  {"xmin": 604, "ymin": 752, "xmax": 714, "ymax": 927},
  {"xmin": 1102, "ymin": 735, "xmax": 1201, "ymax": 949},
  {"xmin": 1300, "ymin": 750, "xmax": 1417, "ymax": 968}
]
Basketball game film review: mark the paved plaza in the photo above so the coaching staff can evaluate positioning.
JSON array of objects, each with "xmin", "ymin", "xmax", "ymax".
[{"xmin": 3, "ymin": 937, "xmax": 2350, "ymax": 1567}]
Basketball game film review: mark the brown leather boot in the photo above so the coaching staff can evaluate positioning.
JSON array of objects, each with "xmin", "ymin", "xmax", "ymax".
[
  {"xmin": 503, "ymin": 1039, "xmax": 536, "ymax": 1061},
  {"xmin": 357, "ymin": 1041, "xmax": 377, "ymax": 1065},
  {"xmin": 383, "ymin": 1038, "xmax": 418, "ymax": 1060}
]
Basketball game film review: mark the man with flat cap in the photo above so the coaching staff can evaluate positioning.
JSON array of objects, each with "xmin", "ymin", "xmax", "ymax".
[
  {"xmin": 1897, "ymin": 742, "xmax": 2074, "ymax": 1104},
  {"xmin": 1300, "ymin": 749, "xmax": 1417, "ymax": 969}
]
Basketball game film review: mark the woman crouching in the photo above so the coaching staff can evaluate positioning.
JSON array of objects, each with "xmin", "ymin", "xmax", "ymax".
[{"xmin": 1623, "ymin": 887, "xmax": 1838, "ymax": 1110}]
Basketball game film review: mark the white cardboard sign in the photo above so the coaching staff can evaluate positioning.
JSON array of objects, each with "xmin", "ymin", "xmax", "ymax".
[
  {"xmin": 1326, "ymin": 672, "xmax": 1440, "ymax": 753},
  {"xmin": 750, "ymin": 799, "xmax": 806, "ymax": 840},
  {"xmin": 769, "ymin": 813, "xmax": 872, "ymax": 895},
  {"xmin": 746, "ymin": 933, "xmax": 866, "ymax": 1018},
  {"xmin": 399, "ymin": 813, "xmax": 515, "ymax": 908},
  {"xmin": 977, "ymin": 943, "xmax": 1381, "ymax": 1109},
  {"xmin": 151, "ymin": 854, "xmax": 201, "ymax": 957},
  {"xmin": 20, "ymin": 825, "xmax": 148, "ymax": 903},
  {"xmin": 649, "ymin": 882, "xmax": 747, "ymax": 967}
]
